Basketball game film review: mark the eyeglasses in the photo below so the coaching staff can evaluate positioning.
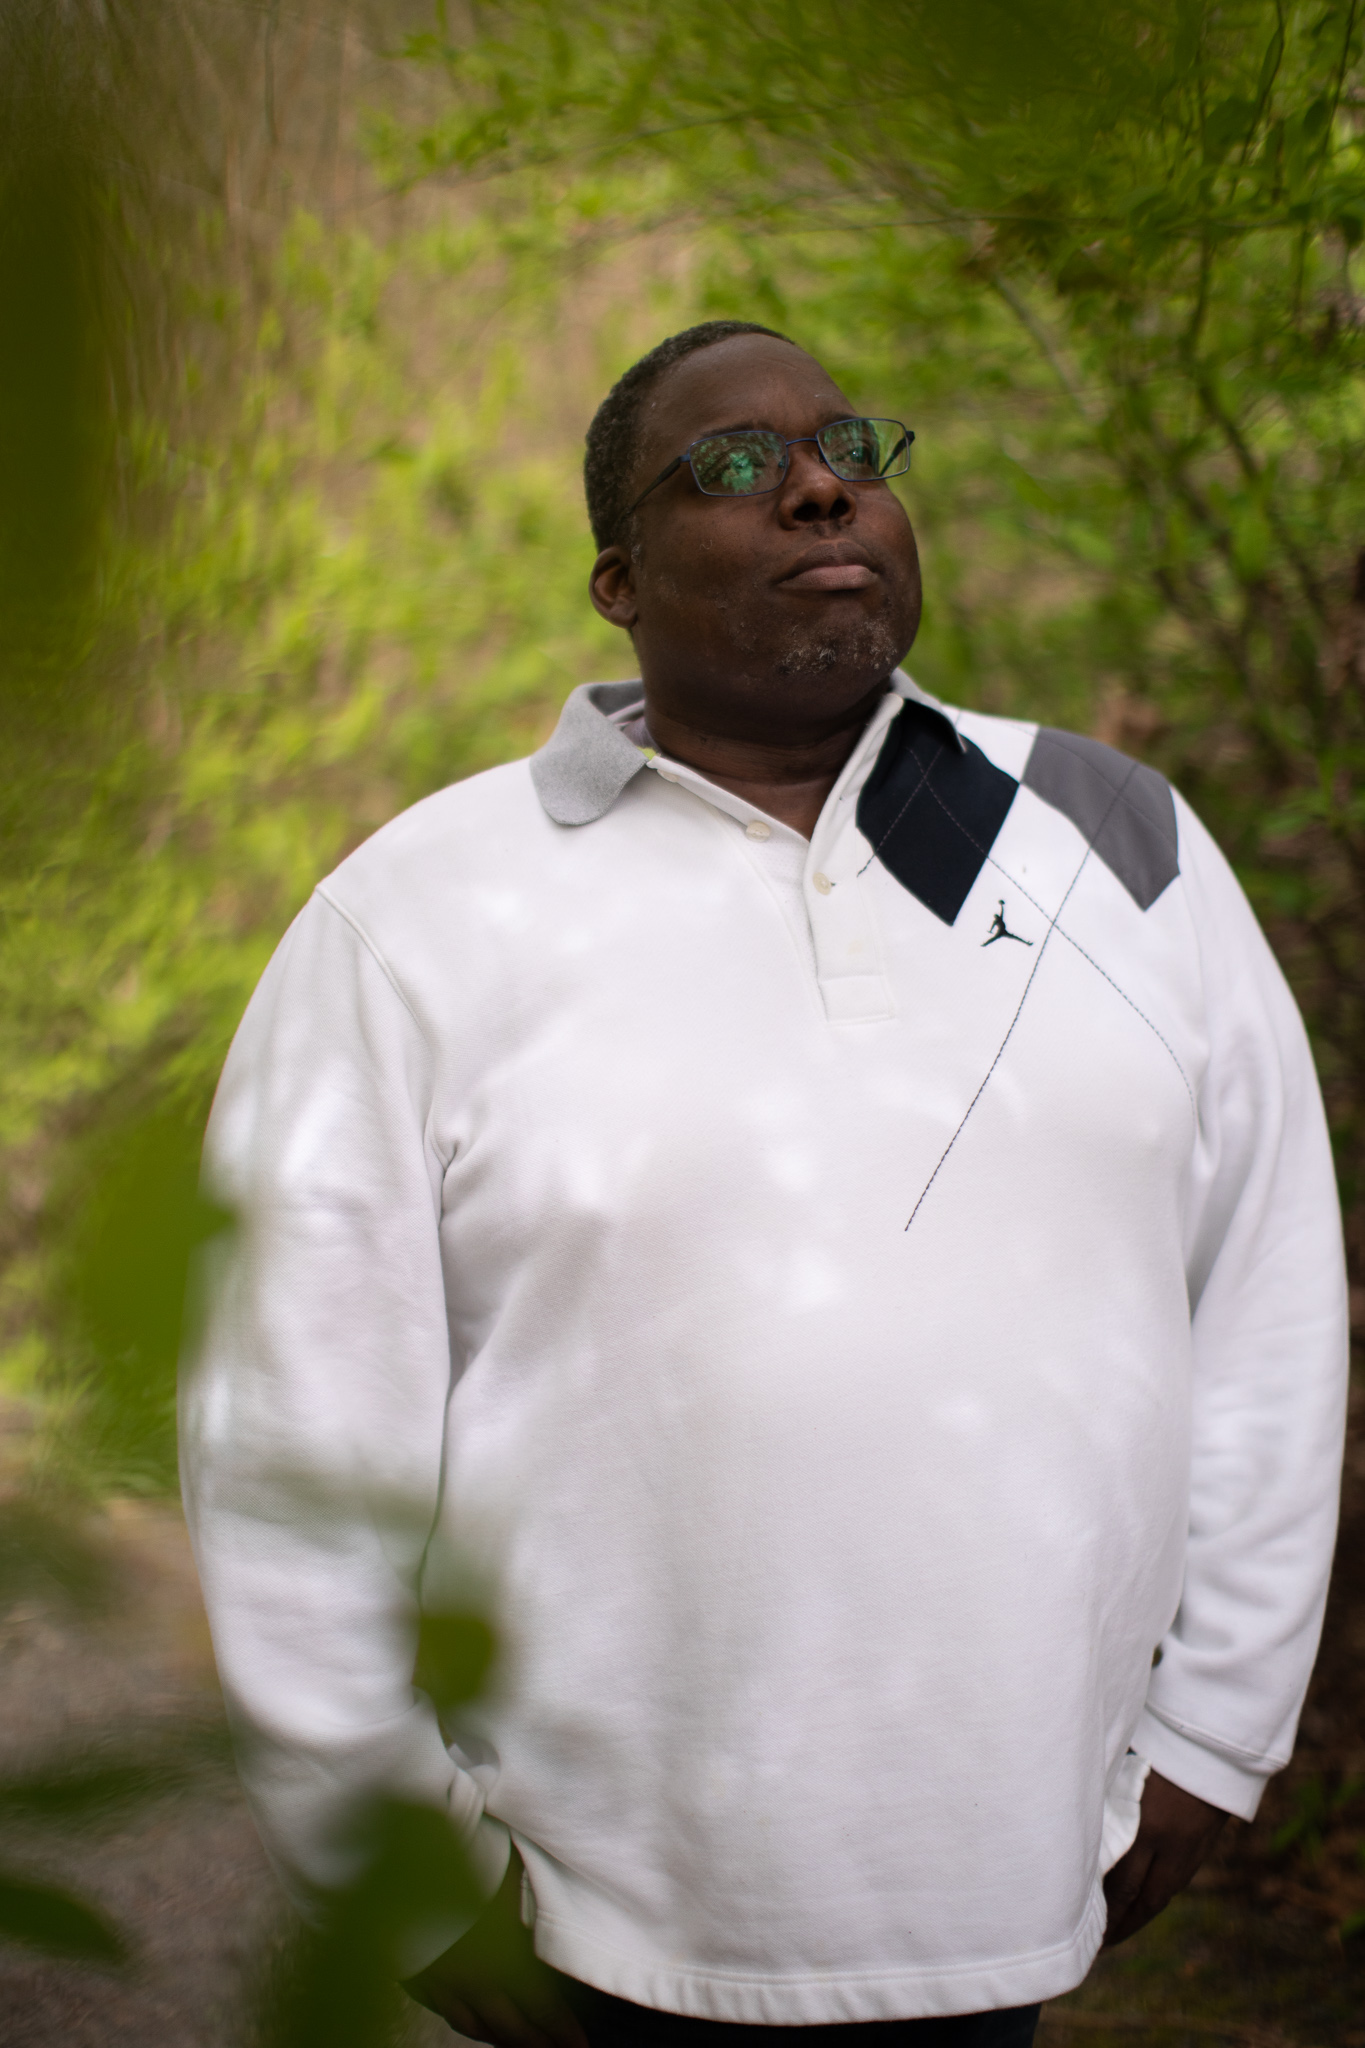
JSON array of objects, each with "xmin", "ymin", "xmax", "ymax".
[{"xmin": 628, "ymin": 417, "xmax": 914, "ymax": 515}]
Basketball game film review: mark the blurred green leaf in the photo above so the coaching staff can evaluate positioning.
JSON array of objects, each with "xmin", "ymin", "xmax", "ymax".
[
  {"xmin": 42, "ymin": 1091, "xmax": 232, "ymax": 1493},
  {"xmin": 0, "ymin": 1871, "xmax": 125, "ymax": 1964},
  {"xmin": 257, "ymin": 1801, "xmax": 486, "ymax": 2048},
  {"xmin": 1204, "ymin": 96, "xmax": 1259, "ymax": 159},
  {"xmin": 414, "ymin": 1611, "xmax": 498, "ymax": 1714},
  {"xmin": 998, "ymin": 454, "xmax": 1062, "ymax": 513},
  {"xmin": 0, "ymin": 59, "xmax": 113, "ymax": 696},
  {"xmin": 64, "ymin": 1102, "xmax": 231, "ymax": 1372}
]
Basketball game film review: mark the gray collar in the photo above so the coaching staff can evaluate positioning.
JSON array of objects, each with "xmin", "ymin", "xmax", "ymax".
[{"xmin": 529, "ymin": 672, "xmax": 964, "ymax": 827}]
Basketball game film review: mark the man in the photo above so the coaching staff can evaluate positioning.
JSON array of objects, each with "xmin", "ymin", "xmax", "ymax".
[{"xmin": 181, "ymin": 322, "xmax": 1348, "ymax": 2047}]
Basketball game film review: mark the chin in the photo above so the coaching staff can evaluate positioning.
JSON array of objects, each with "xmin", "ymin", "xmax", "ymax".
[{"xmin": 773, "ymin": 614, "xmax": 908, "ymax": 685}]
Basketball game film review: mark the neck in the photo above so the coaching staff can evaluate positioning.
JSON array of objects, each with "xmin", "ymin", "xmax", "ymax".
[{"xmin": 641, "ymin": 684, "xmax": 886, "ymax": 840}]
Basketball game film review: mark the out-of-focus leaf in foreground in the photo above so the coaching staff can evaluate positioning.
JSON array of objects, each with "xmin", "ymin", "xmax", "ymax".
[
  {"xmin": 0, "ymin": 0, "xmax": 144, "ymax": 836},
  {"xmin": 0, "ymin": 1872, "xmax": 125, "ymax": 1964},
  {"xmin": 46, "ymin": 1096, "xmax": 233, "ymax": 1493},
  {"xmin": 249, "ymin": 1603, "xmax": 502, "ymax": 2047},
  {"xmin": 414, "ymin": 1609, "xmax": 497, "ymax": 1715},
  {"xmin": 259, "ymin": 1802, "xmax": 487, "ymax": 2048}
]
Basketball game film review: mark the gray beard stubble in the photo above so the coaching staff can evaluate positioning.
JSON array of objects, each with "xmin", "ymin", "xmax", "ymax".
[{"xmin": 773, "ymin": 609, "xmax": 906, "ymax": 682}]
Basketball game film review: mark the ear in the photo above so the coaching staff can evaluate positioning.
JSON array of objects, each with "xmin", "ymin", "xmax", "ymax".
[{"xmin": 589, "ymin": 544, "xmax": 638, "ymax": 631}]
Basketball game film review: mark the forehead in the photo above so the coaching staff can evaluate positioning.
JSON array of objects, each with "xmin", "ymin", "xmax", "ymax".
[{"xmin": 634, "ymin": 335, "xmax": 854, "ymax": 471}]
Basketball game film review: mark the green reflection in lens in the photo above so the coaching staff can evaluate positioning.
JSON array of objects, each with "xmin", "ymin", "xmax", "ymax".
[
  {"xmin": 692, "ymin": 431, "xmax": 785, "ymax": 495},
  {"xmin": 821, "ymin": 418, "xmax": 889, "ymax": 478}
]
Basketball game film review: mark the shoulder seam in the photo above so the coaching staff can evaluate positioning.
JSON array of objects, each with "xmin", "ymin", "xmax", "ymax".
[{"xmin": 313, "ymin": 884, "xmax": 431, "ymax": 1049}]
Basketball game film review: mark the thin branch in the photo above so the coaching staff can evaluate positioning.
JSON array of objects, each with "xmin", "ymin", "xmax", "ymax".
[
  {"xmin": 1238, "ymin": 0, "xmax": 1286, "ymax": 169},
  {"xmin": 988, "ymin": 275, "xmax": 1099, "ymax": 424},
  {"xmin": 1183, "ymin": 230, "xmax": 1213, "ymax": 358},
  {"xmin": 1327, "ymin": 0, "xmax": 1361, "ymax": 143},
  {"xmin": 1191, "ymin": 374, "xmax": 1328, "ymax": 622}
]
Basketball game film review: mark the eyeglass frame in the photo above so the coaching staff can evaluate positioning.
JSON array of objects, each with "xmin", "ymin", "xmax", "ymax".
[{"xmin": 626, "ymin": 418, "xmax": 915, "ymax": 517}]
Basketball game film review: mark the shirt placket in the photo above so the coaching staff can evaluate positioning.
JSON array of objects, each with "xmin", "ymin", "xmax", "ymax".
[
  {"xmin": 647, "ymin": 696, "xmax": 901, "ymax": 1027},
  {"xmin": 803, "ymin": 703, "xmax": 898, "ymax": 1024}
]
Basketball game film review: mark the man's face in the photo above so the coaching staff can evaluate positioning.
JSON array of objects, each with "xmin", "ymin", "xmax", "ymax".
[{"xmin": 589, "ymin": 333, "xmax": 923, "ymax": 741}]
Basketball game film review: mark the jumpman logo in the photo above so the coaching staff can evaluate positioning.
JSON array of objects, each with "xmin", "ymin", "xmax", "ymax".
[{"xmin": 982, "ymin": 899, "xmax": 1033, "ymax": 948}]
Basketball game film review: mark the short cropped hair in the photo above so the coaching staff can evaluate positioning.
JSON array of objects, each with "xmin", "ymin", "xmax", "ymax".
[{"xmin": 583, "ymin": 319, "xmax": 798, "ymax": 551}]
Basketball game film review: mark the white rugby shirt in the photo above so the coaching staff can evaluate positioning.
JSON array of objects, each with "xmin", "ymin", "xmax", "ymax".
[{"xmin": 182, "ymin": 672, "xmax": 1348, "ymax": 2023}]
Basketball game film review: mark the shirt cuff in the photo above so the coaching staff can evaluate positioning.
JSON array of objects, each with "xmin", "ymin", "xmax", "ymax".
[
  {"xmin": 394, "ymin": 1812, "xmax": 513, "ymax": 1980},
  {"xmin": 1132, "ymin": 1706, "xmax": 1274, "ymax": 1822}
]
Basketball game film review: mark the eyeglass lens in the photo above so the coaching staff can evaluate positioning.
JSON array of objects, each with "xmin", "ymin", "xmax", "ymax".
[
  {"xmin": 689, "ymin": 418, "xmax": 910, "ymax": 498},
  {"xmin": 690, "ymin": 433, "xmax": 788, "ymax": 496}
]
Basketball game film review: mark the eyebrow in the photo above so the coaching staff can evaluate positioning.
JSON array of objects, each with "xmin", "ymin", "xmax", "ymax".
[{"xmin": 689, "ymin": 411, "xmax": 851, "ymax": 442}]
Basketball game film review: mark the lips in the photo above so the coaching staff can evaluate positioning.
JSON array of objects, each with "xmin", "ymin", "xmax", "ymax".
[
  {"xmin": 778, "ymin": 547, "xmax": 880, "ymax": 592},
  {"xmin": 781, "ymin": 561, "xmax": 878, "ymax": 591}
]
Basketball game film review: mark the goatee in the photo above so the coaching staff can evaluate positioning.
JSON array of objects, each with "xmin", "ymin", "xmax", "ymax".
[{"xmin": 773, "ymin": 612, "xmax": 907, "ymax": 683}]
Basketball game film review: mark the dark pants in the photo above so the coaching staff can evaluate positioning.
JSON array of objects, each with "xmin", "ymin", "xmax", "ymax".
[{"xmin": 560, "ymin": 1981, "xmax": 1041, "ymax": 2048}]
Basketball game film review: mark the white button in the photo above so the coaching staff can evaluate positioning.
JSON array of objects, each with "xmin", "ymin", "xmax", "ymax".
[
  {"xmin": 745, "ymin": 820, "xmax": 771, "ymax": 840},
  {"xmin": 812, "ymin": 871, "xmax": 833, "ymax": 895},
  {"xmin": 658, "ymin": 769, "xmax": 679, "ymax": 783}
]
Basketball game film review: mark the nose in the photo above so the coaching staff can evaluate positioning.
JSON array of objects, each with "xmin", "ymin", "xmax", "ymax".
[{"xmin": 777, "ymin": 437, "xmax": 855, "ymax": 526}]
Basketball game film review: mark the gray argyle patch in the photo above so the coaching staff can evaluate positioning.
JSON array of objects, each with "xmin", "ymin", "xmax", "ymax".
[{"xmin": 1023, "ymin": 729, "xmax": 1178, "ymax": 909}]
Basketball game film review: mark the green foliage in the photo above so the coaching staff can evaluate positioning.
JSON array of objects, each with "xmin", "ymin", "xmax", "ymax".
[
  {"xmin": 0, "ymin": 6, "xmax": 118, "ymax": 701},
  {"xmin": 414, "ymin": 1610, "xmax": 499, "ymax": 1714},
  {"xmin": 398, "ymin": 0, "xmax": 1365, "ymax": 1232},
  {"xmin": 45, "ymin": 1099, "xmax": 234, "ymax": 1492},
  {"xmin": 1270, "ymin": 1769, "xmax": 1364, "ymax": 1858},
  {"xmin": 0, "ymin": 171, "xmax": 654, "ymax": 1489},
  {"xmin": 1267, "ymin": 1770, "xmax": 1365, "ymax": 1944}
]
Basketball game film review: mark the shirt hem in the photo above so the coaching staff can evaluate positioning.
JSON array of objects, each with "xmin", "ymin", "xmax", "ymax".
[{"xmin": 529, "ymin": 1890, "xmax": 1107, "ymax": 2024}]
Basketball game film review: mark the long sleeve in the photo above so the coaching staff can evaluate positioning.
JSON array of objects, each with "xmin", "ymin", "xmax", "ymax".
[
  {"xmin": 179, "ymin": 890, "xmax": 509, "ymax": 1953},
  {"xmin": 1133, "ymin": 797, "xmax": 1350, "ymax": 1819}
]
